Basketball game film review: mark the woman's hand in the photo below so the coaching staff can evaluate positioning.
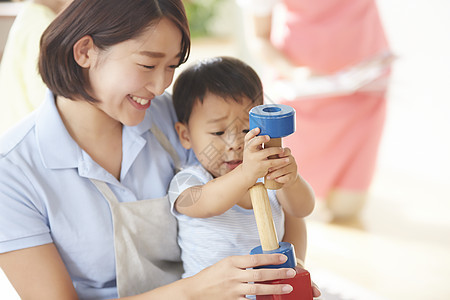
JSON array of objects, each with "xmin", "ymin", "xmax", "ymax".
[{"xmin": 185, "ymin": 254, "xmax": 297, "ymax": 300}]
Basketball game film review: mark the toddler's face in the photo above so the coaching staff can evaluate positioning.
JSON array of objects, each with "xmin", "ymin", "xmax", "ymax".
[{"xmin": 184, "ymin": 93, "xmax": 254, "ymax": 178}]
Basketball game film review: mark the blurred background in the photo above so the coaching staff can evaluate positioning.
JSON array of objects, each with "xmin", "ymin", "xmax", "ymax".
[{"xmin": 1, "ymin": 0, "xmax": 449, "ymax": 299}]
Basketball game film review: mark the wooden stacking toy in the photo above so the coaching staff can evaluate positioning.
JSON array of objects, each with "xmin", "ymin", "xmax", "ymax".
[{"xmin": 249, "ymin": 104, "xmax": 313, "ymax": 300}]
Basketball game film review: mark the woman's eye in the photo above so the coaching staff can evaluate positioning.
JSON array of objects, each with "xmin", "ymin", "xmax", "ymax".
[
  {"xmin": 139, "ymin": 64, "xmax": 178, "ymax": 70},
  {"xmin": 139, "ymin": 64, "xmax": 155, "ymax": 70},
  {"xmin": 211, "ymin": 131, "xmax": 225, "ymax": 136}
]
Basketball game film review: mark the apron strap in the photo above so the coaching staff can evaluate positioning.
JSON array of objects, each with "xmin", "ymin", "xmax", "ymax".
[
  {"xmin": 90, "ymin": 178, "xmax": 119, "ymax": 205},
  {"xmin": 150, "ymin": 122, "xmax": 182, "ymax": 173},
  {"xmin": 89, "ymin": 123, "xmax": 181, "ymax": 203},
  {"xmin": 87, "ymin": 123, "xmax": 184, "ymax": 297}
]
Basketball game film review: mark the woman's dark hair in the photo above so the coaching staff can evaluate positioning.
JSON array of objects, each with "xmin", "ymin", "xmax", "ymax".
[
  {"xmin": 173, "ymin": 56, "xmax": 264, "ymax": 124},
  {"xmin": 39, "ymin": 0, "xmax": 190, "ymax": 102}
]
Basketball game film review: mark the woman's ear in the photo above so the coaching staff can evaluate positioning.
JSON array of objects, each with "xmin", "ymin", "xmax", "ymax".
[
  {"xmin": 73, "ymin": 35, "xmax": 97, "ymax": 68},
  {"xmin": 175, "ymin": 122, "xmax": 192, "ymax": 150}
]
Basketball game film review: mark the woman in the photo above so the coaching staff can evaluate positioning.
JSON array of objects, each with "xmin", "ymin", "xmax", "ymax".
[{"xmin": 0, "ymin": 0, "xmax": 301, "ymax": 299}]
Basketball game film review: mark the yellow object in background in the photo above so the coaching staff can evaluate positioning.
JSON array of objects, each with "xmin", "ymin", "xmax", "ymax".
[{"xmin": 0, "ymin": 2, "xmax": 56, "ymax": 134}]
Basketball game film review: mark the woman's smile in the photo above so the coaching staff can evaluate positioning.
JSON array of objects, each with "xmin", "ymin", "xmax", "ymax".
[{"xmin": 127, "ymin": 94, "xmax": 152, "ymax": 110}]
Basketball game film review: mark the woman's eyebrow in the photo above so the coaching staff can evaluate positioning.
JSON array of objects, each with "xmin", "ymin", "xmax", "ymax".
[
  {"xmin": 138, "ymin": 50, "xmax": 182, "ymax": 58},
  {"xmin": 138, "ymin": 51, "xmax": 165, "ymax": 58}
]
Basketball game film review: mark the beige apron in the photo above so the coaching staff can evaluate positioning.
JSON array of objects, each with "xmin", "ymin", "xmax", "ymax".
[{"xmin": 90, "ymin": 124, "xmax": 182, "ymax": 297}]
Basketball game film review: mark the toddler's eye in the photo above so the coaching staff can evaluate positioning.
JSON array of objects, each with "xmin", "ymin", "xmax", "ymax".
[
  {"xmin": 211, "ymin": 131, "xmax": 225, "ymax": 136},
  {"xmin": 242, "ymin": 129, "xmax": 250, "ymax": 134}
]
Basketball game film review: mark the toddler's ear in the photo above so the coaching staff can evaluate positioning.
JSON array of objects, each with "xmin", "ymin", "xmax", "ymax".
[{"xmin": 175, "ymin": 122, "xmax": 192, "ymax": 149}]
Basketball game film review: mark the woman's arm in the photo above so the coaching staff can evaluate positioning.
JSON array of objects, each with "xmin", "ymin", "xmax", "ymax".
[
  {"xmin": 244, "ymin": 11, "xmax": 307, "ymax": 80},
  {"xmin": 128, "ymin": 254, "xmax": 296, "ymax": 300},
  {"xmin": 0, "ymin": 244, "xmax": 78, "ymax": 300},
  {"xmin": 250, "ymin": 14, "xmax": 295, "ymax": 77},
  {"xmin": 0, "ymin": 245, "xmax": 301, "ymax": 300}
]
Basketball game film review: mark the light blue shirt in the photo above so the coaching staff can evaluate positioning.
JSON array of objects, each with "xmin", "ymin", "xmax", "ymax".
[
  {"xmin": 0, "ymin": 90, "xmax": 194, "ymax": 299},
  {"xmin": 168, "ymin": 164, "xmax": 285, "ymax": 278}
]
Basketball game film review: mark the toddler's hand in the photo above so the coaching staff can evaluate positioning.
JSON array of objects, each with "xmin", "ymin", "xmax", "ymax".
[
  {"xmin": 240, "ymin": 128, "xmax": 286, "ymax": 186},
  {"xmin": 265, "ymin": 147, "xmax": 299, "ymax": 188}
]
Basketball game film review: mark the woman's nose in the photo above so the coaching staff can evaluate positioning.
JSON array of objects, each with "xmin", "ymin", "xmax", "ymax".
[
  {"xmin": 149, "ymin": 79, "xmax": 165, "ymax": 96},
  {"xmin": 146, "ymin": 72, "xmax": 173, "ymax": 96}
]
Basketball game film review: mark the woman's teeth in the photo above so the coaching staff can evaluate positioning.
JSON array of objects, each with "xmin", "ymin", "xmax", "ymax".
[{"xmin": 131, "ymin": 95, "xmax": 149, "ymax": 105}]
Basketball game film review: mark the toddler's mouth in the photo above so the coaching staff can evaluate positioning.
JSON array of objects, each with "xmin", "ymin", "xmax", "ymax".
[{"xmin": 225, "ymin": 160, "xmax": 242, "ymax": 170}]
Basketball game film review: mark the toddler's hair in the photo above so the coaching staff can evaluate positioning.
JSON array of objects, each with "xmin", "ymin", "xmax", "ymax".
[{"xmin": 173, "ymin": 56, "xmax": 263, "ymax": 124}]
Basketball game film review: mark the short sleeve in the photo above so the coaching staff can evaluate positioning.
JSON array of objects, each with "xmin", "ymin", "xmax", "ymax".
[
  {"xmin": 236, "ymin": 0, "xmax": 278, "ymax": 16},
  {"xmin": 168, "ymin": 165, "xmax": 211, "ymax": 216},
  {"xmin": 0, "ymin": 159, "xmax": 52, "ymax": 253}
]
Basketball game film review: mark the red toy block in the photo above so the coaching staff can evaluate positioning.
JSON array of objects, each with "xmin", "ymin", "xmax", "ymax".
[{"xmin": 257, "ymin": 269, "xmax": 313, "ymax": 300}]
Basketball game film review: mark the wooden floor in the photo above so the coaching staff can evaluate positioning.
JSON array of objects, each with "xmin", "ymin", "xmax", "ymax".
[{"xmin": 306, "ymin": 177, "xmax": 450, "ymax": 300}]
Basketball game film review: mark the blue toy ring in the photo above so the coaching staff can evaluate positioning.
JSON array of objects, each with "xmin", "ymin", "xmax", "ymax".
[
  {"xmin": 250, "ymin": 242, "xmax": 297, "ymax": 269},
  {"xmin": 249, "ymin": 104, "xmax": 295, "ymax": 138}
]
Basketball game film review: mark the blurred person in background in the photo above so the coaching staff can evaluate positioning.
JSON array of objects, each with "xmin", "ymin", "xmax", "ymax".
[
  {"xmin": 238, "ymin": 0, "xmax": 394, "ymax": 221},
  {"xmin": 0, "ymin": 0, "xmax": 71, "ymax": 134}
]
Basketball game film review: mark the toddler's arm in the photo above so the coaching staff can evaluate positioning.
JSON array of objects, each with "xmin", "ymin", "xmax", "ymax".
[
  {"xmin": 174, "ymin": 128, "xmax": 288, "ymax": 218},
  {"xmin": 271, "ymin": 148, "xmax": 315, "ymax": 218}
]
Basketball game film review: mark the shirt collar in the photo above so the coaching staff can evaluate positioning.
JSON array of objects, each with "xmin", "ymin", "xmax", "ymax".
[
  {"xmin": 36, "ymin": 91, "xmax": 81, "ymax": 169},
  {"xmin": 36, "ymin": 90, "xmax": 154, "ymax": 171}
]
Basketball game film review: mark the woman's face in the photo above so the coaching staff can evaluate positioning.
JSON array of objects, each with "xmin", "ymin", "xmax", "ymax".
[{"xmin": 88, "ymin": 17, "xmax": 183, "ymax": 126}]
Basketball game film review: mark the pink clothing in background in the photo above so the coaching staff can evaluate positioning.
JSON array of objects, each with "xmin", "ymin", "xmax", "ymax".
[
  {"xmin": 270, "ymin": 0, "xmax": 390, "ymax": 197},
  {"xmin": 272, "ymin": 0, "xmax": 389, "ymax": 74}
]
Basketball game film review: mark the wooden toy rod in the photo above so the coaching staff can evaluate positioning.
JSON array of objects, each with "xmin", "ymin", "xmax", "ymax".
[{"xmin": 250, "ymin": 182, "xmax": 279, "ymax": 251}]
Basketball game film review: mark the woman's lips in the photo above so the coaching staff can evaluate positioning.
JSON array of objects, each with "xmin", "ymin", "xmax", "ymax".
[{"xmin": 128, "ymin": 94, "xmax": 151, "ymax": 110}]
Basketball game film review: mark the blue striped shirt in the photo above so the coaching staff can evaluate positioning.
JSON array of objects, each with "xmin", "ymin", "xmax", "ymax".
[{"xmin": 168, "ymin": 164, "xmax": 285, "ymax": 278}]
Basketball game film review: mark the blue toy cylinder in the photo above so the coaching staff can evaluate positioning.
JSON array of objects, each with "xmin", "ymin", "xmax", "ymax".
[
  {"xmin": 249, "ymin": 104, "xmax": 295, "ymax": 138},
  {"xmin": 250, "ymin": 242, "xmax": 297, "ymax": 269}
]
